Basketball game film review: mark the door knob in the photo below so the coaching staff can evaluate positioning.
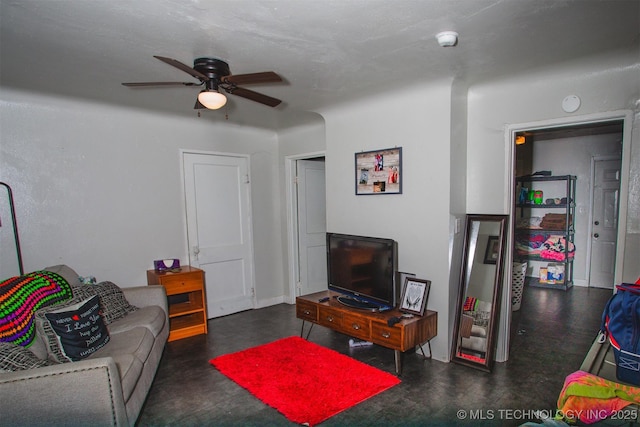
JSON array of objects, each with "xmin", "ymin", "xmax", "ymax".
[
  {"xmin": 594, "ymin": 233, "xmax": 599, "ymax": 238},
  {"xmin": 594, "ymin": 221, "xmax": 600, "ymax": 226}
]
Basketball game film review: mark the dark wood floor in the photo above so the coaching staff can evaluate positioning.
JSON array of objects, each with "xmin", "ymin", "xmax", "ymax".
[{"xmin": 137, "ymin": 285, "xmax": 612, "ymax": 426}]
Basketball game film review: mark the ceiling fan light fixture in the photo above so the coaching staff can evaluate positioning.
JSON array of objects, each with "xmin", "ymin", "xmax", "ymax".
[{"xmin": 198, "ymin": 90, "xmax": 227, "ymax": 109}]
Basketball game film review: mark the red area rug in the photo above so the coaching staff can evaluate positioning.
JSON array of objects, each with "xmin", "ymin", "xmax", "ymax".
[{"xmin": 209, "ymin": 336, "xmax": 400, "ymax": 426}]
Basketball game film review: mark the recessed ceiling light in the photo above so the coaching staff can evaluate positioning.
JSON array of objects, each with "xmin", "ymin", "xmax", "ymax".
[{"xmin": 436, "ymin": 31, "xmax": 458, "ymax": 47}]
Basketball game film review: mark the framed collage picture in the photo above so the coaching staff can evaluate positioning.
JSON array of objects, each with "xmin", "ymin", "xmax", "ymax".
[{"xmin": 355, "ymin": 147, "xmax": 402, "ymax": 195}]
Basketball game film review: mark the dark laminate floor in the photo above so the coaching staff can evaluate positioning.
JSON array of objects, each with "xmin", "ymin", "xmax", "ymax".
[{"xmin": 137, "ymin": 285, "xmax": 612, "ymax": 427}]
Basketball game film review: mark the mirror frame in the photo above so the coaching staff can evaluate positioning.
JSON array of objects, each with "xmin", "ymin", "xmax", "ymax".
[{"xmin": 450, "ymin": 214, "xmax": 508, "ymax": 372}]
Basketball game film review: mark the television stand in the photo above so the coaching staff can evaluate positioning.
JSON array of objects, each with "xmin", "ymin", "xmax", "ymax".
[
  {"xmin": 296, "ymin": 291, "xmax": 437, "ymax": 375},
  {"xmin": 336, "ymin": 295, "xmax": 381, "ymax": 311}
]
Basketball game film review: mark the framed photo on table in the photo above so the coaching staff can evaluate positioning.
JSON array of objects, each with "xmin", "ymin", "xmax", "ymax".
[
  {"xmin": 399, "ymin": 277, "xmax": 431, "ymax": 316},
  {"xmin": 355, "ymin": 147, "xmax": 402, "ymax": 195}
]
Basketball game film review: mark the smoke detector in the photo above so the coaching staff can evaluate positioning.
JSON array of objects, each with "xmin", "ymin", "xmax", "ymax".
[{"xmin": 436, "ymin": 31, "xmax": 458, "ymax": 47}]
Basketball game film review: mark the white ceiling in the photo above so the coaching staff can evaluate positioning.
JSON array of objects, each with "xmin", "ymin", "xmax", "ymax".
[{"xmin": 1, "ymin": 0, "xmax": 638, "ymax": 130}]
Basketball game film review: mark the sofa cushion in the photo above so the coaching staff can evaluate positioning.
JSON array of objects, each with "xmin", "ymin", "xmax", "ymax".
[
  {"xmin": 108, "ymin": 305, "xmax": 166, "ymax": 338},
  {"xmin": 0, "ymin": 342, "xmax": 54, "ymax": 371},
  {"xmin": 0, "ymin": 271, "xmax": 73, "ymax": 347},
  {"xmin": 88, "ymin": 326, "xmax": 154, "ymax": 401},
  {"xmin": 96, "ymin": 326, "xmax": 155, "ymax": 364},
  {"xmin": 71, "ymin": 281, "xmax": 138, "ymax": 324},
  {"xmin": 43, "ymin": 295, "xmax": 110, "ymax": 362}
]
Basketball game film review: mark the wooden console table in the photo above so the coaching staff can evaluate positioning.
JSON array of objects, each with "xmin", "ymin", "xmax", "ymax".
[{"xmin": 296, "ymin": 290, "xmax": 437, "ymax": 375}]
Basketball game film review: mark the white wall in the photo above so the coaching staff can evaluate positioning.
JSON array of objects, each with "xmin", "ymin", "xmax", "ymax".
[
  {"xmin": 0, "ymin": 89, "xmax": 283, "ymax": 305},
  {"xmin": 277, "ymin": 116, "xmax": 326, "ymax": 302},
  {"xmin": 467, "ymin": 49, "xmax": 639, "ymax": 283},
  {"xmin": 466, "ymin": 49, "xmax": 640, "ymax": 359},
  {"xmin": 320, "ymin": 80, "xmax": 454, "ymax": 361}
]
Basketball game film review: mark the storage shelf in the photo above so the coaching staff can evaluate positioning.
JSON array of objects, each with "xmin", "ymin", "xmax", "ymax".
[
  {"xmin": 515, "ymin": 175, "xmax": 576, "ymax": 291},
  {"xmin": 514, "ymin": 254, "xmax": 575, "ymax": 263},
  {"xmin": 170, "ymin": 312, "xmax": 205, "ymax": 330},
  {"xmin": 515, "ymin": 228, "xmax": 574, "ymax": 235},
  {"xmin": 526, "ymin": 276, "xmax": 573, "ymax": 290},
  {"xmin": 516, "ymin": 203, "xmax": 573, "ymax": 209},
  {"xmin": 517, "ymin": 174, "xmax": 575, "ymax": 183},
  {"xmin": 169, "ymin": 299, "xmax": 205, "ymax": 318}
]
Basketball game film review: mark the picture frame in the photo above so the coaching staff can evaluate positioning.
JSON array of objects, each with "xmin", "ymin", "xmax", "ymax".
[
  {"xmin": 355, "ymin": 147, "xmax": 402, "ymax": 195},
  {"xmin": 483, "ymin": 236, "xmax": 500, "ymax": 264},
  {"xmin": 399, "ymin": 277, "xmax": 430, "ymax": 316}
]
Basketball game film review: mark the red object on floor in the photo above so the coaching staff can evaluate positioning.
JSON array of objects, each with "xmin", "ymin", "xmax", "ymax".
[{"xmin": 210, "ymin": 336, "xmax": 401, "ymax": 426}]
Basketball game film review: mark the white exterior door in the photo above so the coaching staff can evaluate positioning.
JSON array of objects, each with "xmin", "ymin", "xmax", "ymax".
[
  {"xmin": 589, "ymin": 158, "xmax": 621, "ymax": 289},
  {"xmin": 183, "ymin": 152, "xmax": 255, "ymax": 318},
  {"xmin": 296, "ymin": 159, "xmax": 327, "ymax": 296}
]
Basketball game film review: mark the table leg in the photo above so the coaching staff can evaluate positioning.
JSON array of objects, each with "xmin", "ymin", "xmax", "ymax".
[
  {"xmin": 418, "ymin": 340, "xmax": 432, "ymax": 360},
  {"xmin": 300, "ymin": 320, "xmax": 314, "ymax": 340},
  {"xmin": 394, "ymin": 350, "xmax": 403, "ymax": 375}
]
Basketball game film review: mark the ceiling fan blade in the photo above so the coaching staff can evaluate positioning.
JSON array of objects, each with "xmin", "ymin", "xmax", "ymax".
[
  {"xmin": 222, "ymin": 72, "xmax": 282, "ymax": 85},
  {"xmin": 153, "ymin": 55, "xmax": 208, "ymax": 81},
  {"xmin": 122, "ymin": 82, "xmax": 199, "ymax": 87},
  {"xmin": 228, "ymin": 87, "xmax": 282, "ymax": 107}
]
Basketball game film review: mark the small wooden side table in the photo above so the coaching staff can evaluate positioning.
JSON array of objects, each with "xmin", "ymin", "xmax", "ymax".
[{"xmin": 147, "ymin": 266, "xmax": 208, "ymax": 341}]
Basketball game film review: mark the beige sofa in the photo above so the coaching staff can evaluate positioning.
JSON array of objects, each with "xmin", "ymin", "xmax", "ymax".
[{"xmin": 0, "ymin": 265, "xmax": 169, "ymax": 426}]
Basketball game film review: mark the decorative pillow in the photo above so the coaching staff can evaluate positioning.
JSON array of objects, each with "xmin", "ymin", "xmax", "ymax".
[
  {"xmin": 71, "ymin": 281, "xmax": 138, "ymax": 324},
  {"xmin": 0, "ymin": 271, "xmax": 73, "ymax": 347},
  {"xmin": 0, "ymin": 342, "xmax": 54, "ymax": 371},
  {"xmin": 39, "ymin": 295, "xmax": 110, "ymax": 363}
]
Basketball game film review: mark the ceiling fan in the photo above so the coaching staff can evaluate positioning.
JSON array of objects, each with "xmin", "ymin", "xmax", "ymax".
[{"xmin": 122, "ymin": 56, "xmax": 283, "ymax": 109}]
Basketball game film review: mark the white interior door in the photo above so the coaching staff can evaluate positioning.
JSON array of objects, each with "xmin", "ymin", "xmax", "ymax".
[
  {"xmin": 296, "ymin": 159, "xmax": 327, "ymax": 296},
  {"xmin": 589, "ymin": 158, "xmax": 621, "ymax": 289},
  {"xmin": 183, "ymin": 152, "xmax": 255, "ymax": 318}
]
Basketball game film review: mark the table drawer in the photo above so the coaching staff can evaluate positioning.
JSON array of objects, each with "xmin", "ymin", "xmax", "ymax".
[
  {"xmin": 372, "ymin": 322, "xmax": 402, "ymax": 348},
  {"xmin": 318, "ymin": 306, "xmax": 343, "ymax": 329},
  {"xmin": 296, "ymin": 300, "xmax": 318, "ymax": 322},
  {"xmin": 161, "ymin": 274, "xmax": 203, "ymax": 294},
  {"xmin": 342, "ymin": 312, "xmax": 370, "ymax": 341}
]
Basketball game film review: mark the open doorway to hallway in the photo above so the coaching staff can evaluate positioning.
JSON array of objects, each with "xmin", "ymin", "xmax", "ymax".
[
  {"xmin": 513, "ymin": 121, "xmax": 623, "ymax": 290},
  {"xmin": 285, "ymin": 154, "xmax": 327, "ymax": 302}
]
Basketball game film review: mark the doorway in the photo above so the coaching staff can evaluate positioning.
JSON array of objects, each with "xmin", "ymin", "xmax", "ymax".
[
  {"xmin": 513, "ymin": 121, "xmax": 624, "ymax": 289},
  {"xmin": 285, "ymin": 152, "xmax": 327, "ymax": 303}
]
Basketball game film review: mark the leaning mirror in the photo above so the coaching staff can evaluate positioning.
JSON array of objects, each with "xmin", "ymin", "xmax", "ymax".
[{"xmin": 451, "ymin": 214, "xmax": 508, "ymax": 372}]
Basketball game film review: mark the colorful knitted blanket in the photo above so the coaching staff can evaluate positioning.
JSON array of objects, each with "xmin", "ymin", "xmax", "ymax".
[
  {"xmin": 557, "ymin": 370, "xmax": 640, "ymax": 424},
  {"xmin": 0, "ymin": 271, "xmax": 73, "ymax": 347}
]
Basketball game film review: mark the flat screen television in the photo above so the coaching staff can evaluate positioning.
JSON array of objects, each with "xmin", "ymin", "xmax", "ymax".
[{"xmin": 326, "ymin": 232, "xmax": 397, "ymax": 311}]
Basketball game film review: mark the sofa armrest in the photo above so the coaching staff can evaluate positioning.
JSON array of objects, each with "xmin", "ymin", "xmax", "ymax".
[
  {"xmin": 0, "ymin": 357, "xmax": 128, "ymax": 426},
  {"xmin": 122, "ymin": 285, "xmax": 167, "ymax": 314}
]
